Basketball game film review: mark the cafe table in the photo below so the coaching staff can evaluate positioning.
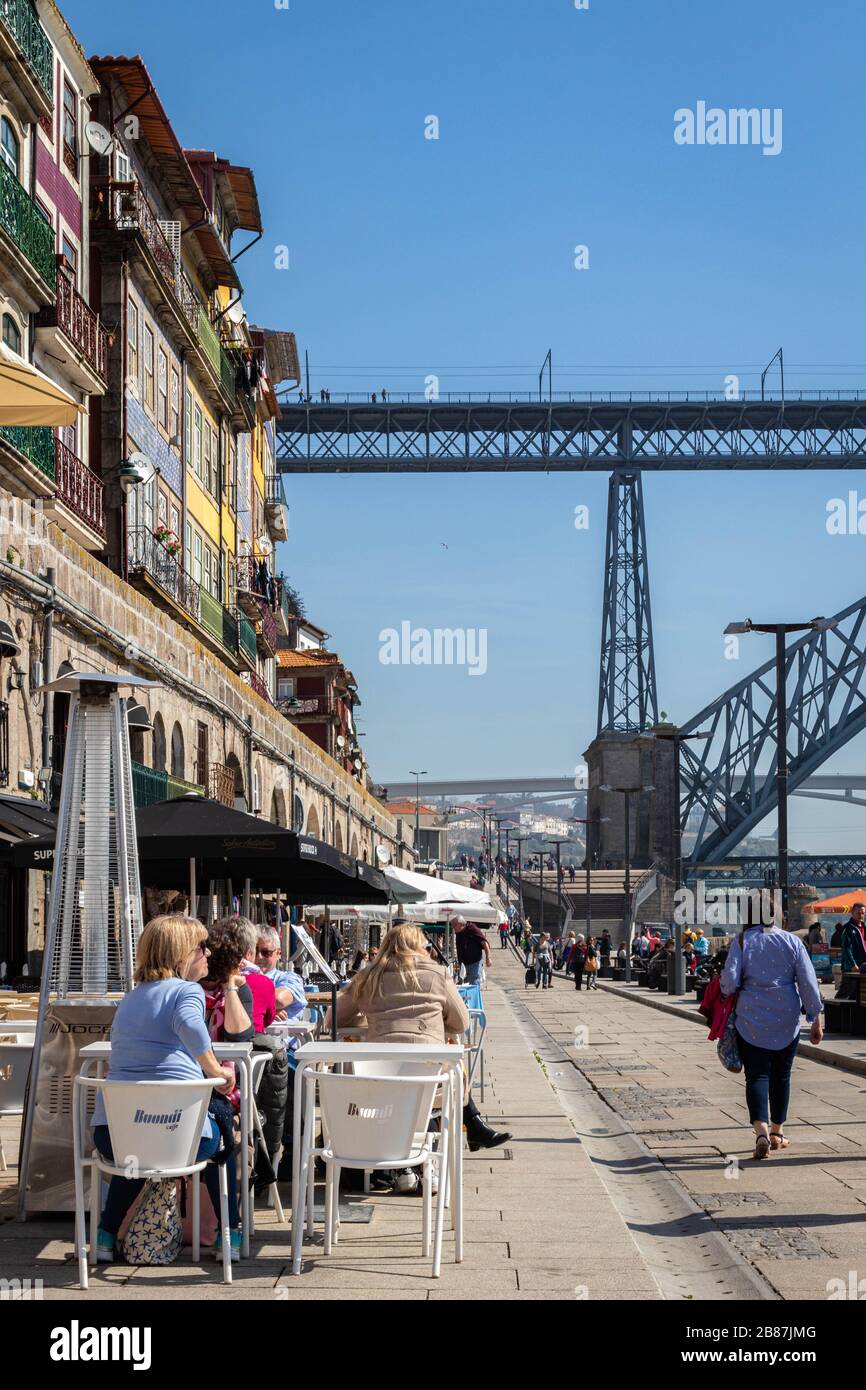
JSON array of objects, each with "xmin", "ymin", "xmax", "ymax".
[
  {"xmin": 78, "ymin": 1040, "xmax": 255, "ymax": 1257},
  {"xmin": 289, "ymin": 1040, "xmax": 465, "ymax": 1276}
]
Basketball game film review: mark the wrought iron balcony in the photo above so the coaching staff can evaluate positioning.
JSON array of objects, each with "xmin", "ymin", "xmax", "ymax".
[
  {"xmin": 0, "ymin": 157, "xmax": 55, "ymax": 289},
  {"xmin": 199, "ymin": 586, "xmax": 239, "ymax": 660},
  {"xmin": 0, "ymin": 0, "xmax": 53, "ymax": 103},
  {"xmin": 237, "ymin": 612, "xmax": 257, "ymax": 668},
  {"xmin": 210, "ymin": 763, "xmax": 236, "ymax": 808},
  {"xmin": 54, "ymin": 438, "xmax": 104, "ymax": 537},
  {"xmin": 36, "ymin": 269, "xmax": 108, "ymax": 387},
  {"xmin": 264, "ymin": 473, "xmax": 289, "ymax": 543},
  {"xmin": 91, "ymin": 181, "xmax": 199, "ymax": 335},
  {"xmin": 249, "ymin": 669, "xmax": 272, "ymax": 704},
  {"xmin": 256, "ymin": 599, "xmax": 278, "ymax": 657},
  {"xmin": 0, "ymin": 424, "xmax": 54, "ymax": 479},
  {"xmin": 131, "ymin": 760, "xmax": 203, "ymax": 808},
  {"xmin": 128, "ymin": 527, "xmax": 201, "ymax": 624}
]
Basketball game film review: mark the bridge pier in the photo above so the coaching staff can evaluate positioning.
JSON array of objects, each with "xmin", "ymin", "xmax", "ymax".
[{"xmin": 584, "ymin": 724, "xmax": 678, "ymax": 877}]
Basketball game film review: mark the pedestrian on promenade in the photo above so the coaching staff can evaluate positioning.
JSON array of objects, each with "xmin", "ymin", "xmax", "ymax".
[
  {"xmin": 498, "ymin": 919, "xmax": 509, "ymax": 949},
  {"xmin": 562, "ymin": 931, "xmax": 577, "ymax": 973},
  {"xmin": 721, "ymin": 893, "xmax": 824, "ymax": 1161},
  {"xmin": 521, "ymin": 924, "xmax": 533, "ymax": 967},
  {"xmin": 693, "ymin": 929, "xmax": 709, "ymax": 960},
  {"xmin": 569, "ymin": 864, "xmax": 576, "ymax": 883},
  {"xmin": 533, "ymin": 932, "xmax": 554, "ymax": 989},
  {"xmin": 572, "ymin": 935, "xmax": 587, "ymax": 991},
  {"xmin": 382, "ymin": 387, "xmax": 388, "ymax": 401},
  {"xmin": 835, "ymin": 902, "xmax": 866, "ymax": 999},
  {"xmin": 455, "ymin": 915, "xmax": 490, "ymax": 985},
  {"xmin": 599, "ymin": 929, "xmax": 612, "ymax": 971},
  {"xmin": 584, "ymin": 936, "xmax": 599, "ymax": 989}
]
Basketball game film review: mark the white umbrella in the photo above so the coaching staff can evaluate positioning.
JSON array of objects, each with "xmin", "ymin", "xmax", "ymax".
[
  {"xmin": 383, "ymin": 865, "xmax": 491, "ymax": 906},
  {"xmin": 0, "ymin": 342, "xmax": 82, "ymax": 425}
]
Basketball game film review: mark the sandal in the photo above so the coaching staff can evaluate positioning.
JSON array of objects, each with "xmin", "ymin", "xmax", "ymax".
[
  {"xmin": 753, "ymin": 1133, "xmax": 771, "ymax": 1160},
  {"xmin": 770, "ymin": 1133, "xmax": 789, "ymax": 1151}
]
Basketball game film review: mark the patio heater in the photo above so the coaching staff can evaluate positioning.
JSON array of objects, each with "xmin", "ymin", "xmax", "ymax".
[{"xmin": 18, "ymin": 671, "xmax": 158, "ymax": 1216}]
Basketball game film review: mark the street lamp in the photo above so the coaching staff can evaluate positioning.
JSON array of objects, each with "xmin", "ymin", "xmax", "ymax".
[
  {"xmin": 409, "ymin": 769, "xmax": 427, "ymax": 864},
  {"xmin": 724, "ymin": 617, "xmax": 837, "ymax": 918},
  {"xmin": 643, "ymin": 727, "xmax": 711, "ymax": 993},
  {"xmin": 599, "ymin": 783, "xmax": 655, "ymax": 982},
  {"xmin": 546, "ymin": 838, "xmax": 570, "ymax": 939},
  {"xmin": 513, "ymin": 835, "xmax": 527, "ymax": 924},
  {"xmin": 570, "ymin": 817, "xmax": 610, "ymax": 959}
]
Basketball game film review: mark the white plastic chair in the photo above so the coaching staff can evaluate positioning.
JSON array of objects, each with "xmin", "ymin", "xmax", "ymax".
[
  {"xmin": 250, "ymin": 1050, "xmax": 287, "ymax": 1223},
  {"xmin": 73, "ymin": 1076, "xmax": 233, "ymax": 1288},
  {"xmin": 465, "ymin": 1008, "xmax": 487, "ymax": 1102},
  {"xmin": 309, "ymin": 1070, "xmax": 451, "ymax": 1277},
  {"xmin": 0, "ymin": 1043, "xmax": 33, "ymax": 1171}
]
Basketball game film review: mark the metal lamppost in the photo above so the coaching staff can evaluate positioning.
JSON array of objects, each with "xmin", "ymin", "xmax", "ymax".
[
  {"xmin": 724, "ymin": 617, "xmax": 837, "ymax": 919},
  {"xmin": 409, "ymin": 768, "xmax": 427, "ymax": 863},
  {"xmin": 647, "ymin": 728, "xmax": 711, "ymax": 993},
  {"xmin": 546, "ymin": 838, "xmax": 569, "ymax": 939},
  {"xmin": 514, "ymin": 835, "xmax": 527, "ymax": 924},
  {"xmin": 570, "ymin": 816, "xmax": 610, "ymax": 955},
  {"xmin": 599, "ymin": 783, "xmax": 655, "ymax": 982},
  {"xmin": 538, "ymin": 850, "xmax": 545, "ymax": 936}
]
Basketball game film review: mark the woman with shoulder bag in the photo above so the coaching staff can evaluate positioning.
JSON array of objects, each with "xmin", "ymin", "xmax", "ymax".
[
  {"xmin": 721, "ymin": 892, "xmax": 824, "ymax": 1160},
  {"xmin": 584, "ymin": 936, "xmax": 599, "ymax": 990}
]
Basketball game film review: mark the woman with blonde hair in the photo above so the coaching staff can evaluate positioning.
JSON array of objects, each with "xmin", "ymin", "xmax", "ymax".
[
  {"xmin": 90, "ymin": 914, "xmax": 241, "ymax": 1264},
  {"xmin": 330, "ymin": 923, "xmax": 511, "ymax": 1181}
]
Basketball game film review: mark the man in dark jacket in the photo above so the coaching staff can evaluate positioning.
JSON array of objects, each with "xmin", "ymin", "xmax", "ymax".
[{"xmin": 837, "ymin": 902, "xmax": 866, "ymax": 999}]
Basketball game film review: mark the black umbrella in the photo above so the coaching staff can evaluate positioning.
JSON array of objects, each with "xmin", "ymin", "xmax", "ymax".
[
  {"xmin": 13, "ymin": 795, "xmax": 388, "ymax": 905},
  {"xmin": 0, "ymin": 795, "xmax": 56, "ymax": 859}
]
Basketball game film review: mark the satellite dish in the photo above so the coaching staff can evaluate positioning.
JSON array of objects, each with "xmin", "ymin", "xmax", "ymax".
[
  {"xmin": 85, "ymin": 121, "xmax": 114, "ymax": 156},
  {"xmin": 376, "ymin": 845, "xmax": 391, "ymax": 866},
  {"xmin": 227, "ymin": 300, "xmax": 246, "ymax": 326},
  {"xmin": 336, "ymin": 736, "xmax": 346, "ymax": 749},
  {"xmin": 353, "ymin": 759, "xmax": 362, "ymax": 771}
]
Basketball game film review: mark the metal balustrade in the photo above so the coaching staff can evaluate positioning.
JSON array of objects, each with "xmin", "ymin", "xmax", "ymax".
[
  {"xmin": 0, "ymin": 424, "xmax": 55, "ymax": 479},
  {"xmin": 0, "ymin": 0, "xmax": 53, "ymax": 101},
  {"xmin": 54, "ymin": 439, "xmax": 104, "ymax": 536},
  {"xmin": 0, "ymin": 158, "xmax": 55, "ymax": 287},
  {"xmin": 37, "ymin": 270, "xmax": 108, "ymax": 384}
]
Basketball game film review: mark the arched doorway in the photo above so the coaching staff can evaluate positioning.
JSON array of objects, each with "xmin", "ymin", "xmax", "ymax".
[
  {"xmin": 305, "ymin": 804, "xmax": 320, "ymax": 839},
  {"xmin": 334, "ymin": 822, "xmax": 343, "ymax": 851},
  {"xmin": 270, "ymin": 787, "xmax": 287, "ymax": 827},
  {"xmin": 226, "ymin": 752, "xmax": 245, "ymax": 811},
  {"xmin": 292, "ymin": 794, "xmax": 305, "ymax": 833},
  {"xmin": 152, "ymin": 713, "xmax": 166, "ymax": 772},
  {"xmin": 170, "ymin": 722, "xmax": 185, "ymax": 779},
  {"xmin": 350, "ymin": 832, "xmax": 359, "ymax": 859}
]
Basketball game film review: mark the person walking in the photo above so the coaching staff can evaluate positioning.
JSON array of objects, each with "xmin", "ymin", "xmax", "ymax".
[
  {"xmin": 454, "ymin": 915, "xmax": 490, "ymax": 985},
  {"xmin": 498, "ymin": 919, "xmax": 509, "ymax": 950},
  {"xmin": 721, "ymin": 894, "xmax": 824, "ymax": 1160},
  {"xmin": 571, "ymin": 934, "xmax": 587, "ymax": 991},
  {"xmin": 598, "ymin": 929, "xmax": 612, "ymax": 973},
  {"xmin": 584, "ymin": 936, "xmax": 599, "ymax": 990},
  {"xmin": 533, "ymin": 932, "xmax": 554, "ymax": 990}
]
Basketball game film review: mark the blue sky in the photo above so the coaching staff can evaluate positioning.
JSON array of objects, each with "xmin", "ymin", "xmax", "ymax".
[{"xmin": 64, "ymin": 0, "xmax": 866, "ymax": 849}]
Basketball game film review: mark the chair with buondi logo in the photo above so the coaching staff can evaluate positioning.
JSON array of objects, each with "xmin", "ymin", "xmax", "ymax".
[{"xmin": 73, "ymin": 1076, "xmax": 233, "ymax": 1288}]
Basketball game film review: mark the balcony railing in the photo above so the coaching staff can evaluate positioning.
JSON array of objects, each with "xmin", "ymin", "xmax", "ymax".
[
  {"xmin": 210, "ymin": 763, "xmax": 236, "ymax": 808},
  {"xmin": 0, "ymin": 0, "xmax": 53, "ymax": 102},
  {"xmin": 277, "ymin": 696, "xmax": 326, "ymax": 717},
  {"xmin": 249, "ymin": 669, "xmax": 272, "ymax": 704},
  {"xmin": 198, "ymin": 307, "xmax": 221, "ymax": 376},
  {"xmin": 37, "ymin": 268, "xmax": 108, "ymax": 384},
  {"xmin": 128, "ymin": 527, "xmax": 201, "ymax": 624},
  {"xmin": 199, "ymin": 586, "xmax": 239, "ymax": 658},
  {"xmin": 238, "ymin": 613, "xmax": 257, "ymax": 666},
  {"xmin": 0, "ymin": 424, "xmax": 55, "ymax": 479},
  {"xmin": 54, "ymin": 438, "xmax": 104, "ymax": 536},
  {"xmin": 256, "ymin": 600, "xmax": 278, "ymax": 657},
  {"xmin": 92, "ymin": 182, "xmax": 199, "ymax": 335},
  {"xmin": 132, "ymin": 760, "xmax": 204, "ymax": 808},
  {"xmin": 0, "ymin": 158, "xmax": 56, "ymax": 288}
]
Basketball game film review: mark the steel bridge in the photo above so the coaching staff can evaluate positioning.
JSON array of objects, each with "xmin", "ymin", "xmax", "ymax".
[
  {"xmin": 277, "ymin": 396, "xmax": 866, "ymax": 473},
  {"xmin": 277, "ymin": 391, "xmax": 866, "ymax": 867},
  {"xmin": 687, "ymin": 855, "xmax": 866, "ymax": 890}
]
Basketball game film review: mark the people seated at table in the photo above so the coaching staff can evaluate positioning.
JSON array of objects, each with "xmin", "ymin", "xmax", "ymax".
[
  {"xmin": 254, "ymin": 926, "xmax": 308, "ymax": 1019},
  {"xmin": 328, "ymin": 923, "xmax": 511, "ymax": 1178},
  {"xmin": 201, "ymin": 921, "xmax": 255, "ymax": 1042},
  {"xmin": 90, "ymin": 914, "xmax": 241, "ymax": 1264}
]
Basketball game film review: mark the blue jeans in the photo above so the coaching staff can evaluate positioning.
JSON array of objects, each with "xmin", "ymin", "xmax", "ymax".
[
  {"xmin": 92, "ymin": 1123, "xmax": 239, "ymax": 1235},
  {"xmin": 735, "ymin": 1032, "xmax": 799, "ymax": 1126},
  {"xmin": 464, "ymin": 959, "xmax": 483, "ymax": 985},
  {"xmin": 536, "ymin": 958, "xmax": 552, "ymax": 988}
]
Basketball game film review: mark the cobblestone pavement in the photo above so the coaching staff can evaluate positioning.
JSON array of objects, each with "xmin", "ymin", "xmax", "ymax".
[
  {"xmin": 511, "ymin": 956, "xmax": 866, "ymax": 1301},
  {"xmin": 0, "ymin": 958, "xmax": 661, "ymax": 1301}
]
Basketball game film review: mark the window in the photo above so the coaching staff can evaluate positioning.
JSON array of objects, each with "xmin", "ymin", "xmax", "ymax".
[
  {"xmin": 185, "ymin": 388, "xmax": 192, "ymax": 464},
  {"xmin": 204, "ymin": 546, "xmax": 212, "ymax": 595},
  {"xmin": 127, "ymin": 297, "xmax": 139, "ymax": 387},
  {"xmin": 194, "ymin": 405, "xmax": 203, "ymax": 480},
  {"xmin": 0, "ymin": 118, "xmax": 19, "ymax": 176},
  {"xmin": 157, "ymin": 491, "xmax": 168, "ymax": 528},
  {"xmin": 277, "ymin": 677, "xmax": 296, "ymax": 702},
  {"xmin": 62, "ymin": 82, "xmax": 78, "ymax": 169},
  {"xmin": 185, "ymin": 521, "xmax": 192, "ymax": 575},
  {"xmin": 0, "ymin": 699, "xmax": 8, "ymax": 788},
  {"xmin": 202, "ymin": 422, "xmax": 212, "ymax": 494},
  {"xmin": 210, "ymin": 425, "xmax": 219, "ymax": 496},
  {"xmin": 195, "ymin": 722, "xmax": 209, "ymax": 791},
  {"xmin": 227, "ymin": 555, "xmax": 235, "ymax": 609},
  {"xmin": 193, "ymin": 532, "xmax": 202, "ymax": 586},
  {"xmin": 171, "ymin": 505, "xmax": 181, "ymax": 542},
  {"xmin": 115, "ymin": 147, "xmax": 131, "ymax": 183},
  {"xmin": 170, "ymin": 368, "xmax": 180, "ymax": 442},
  {"xmin": 157, "ymin": 347, "xmax": 168, "ymax": 430},
  {"xmin": 2, "ymin": 315, "xmax": 21, "ymax": 355},
  {"xmin": 61, "ymin": 236, "xmax": 78, "ymax": 274},
  {"xmin": 142, "ymin": 324, "xmax": 155, "ymax": 411}
]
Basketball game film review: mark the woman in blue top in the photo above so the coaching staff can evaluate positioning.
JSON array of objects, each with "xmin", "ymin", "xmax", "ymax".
[
  {"xmin": 91, "ymin": 915, "xmax": 239, "ymax": 1263},
  {"xmin": 721, "ymin": 893, "xmax": 824, "ymax": 1160}
]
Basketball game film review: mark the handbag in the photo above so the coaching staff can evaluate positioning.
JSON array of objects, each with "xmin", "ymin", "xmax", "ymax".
[
  {"xmin": 120, "ymin": 1179, "xmax": 183, "ymax": 1265},
  {"xmin": 716, "ymin": 930, "xmax": 746, "ymax": 1074}
]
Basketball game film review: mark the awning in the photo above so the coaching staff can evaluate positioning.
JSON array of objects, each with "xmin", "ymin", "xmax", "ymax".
[
  {"xmin": 0, "ymin": 795, "xmax": 57, "ymax": 859},
  {"xmin": 803, "ymin": 893, "xmax": 866, "ymax": 914},
  {"xmin": 13, "ymin": 794, "xmax": 388, "ymax": 905},
  {"xmin": 0, "ymin": 344, "xmax": 82, "ymax": 425}
]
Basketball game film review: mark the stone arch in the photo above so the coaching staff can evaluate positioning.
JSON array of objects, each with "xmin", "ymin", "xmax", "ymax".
[
  {"xmin": 292, "ymin": 793, "xmax": 305, "ymax": 834},
  {"xmin": 350, "ymin": 832, "xmax": 359, "ymax": 860},
  {"xmin": 225, "ymin": 752, "xmax": 245, "ymax": 810},
  {"xmin": 152, "ymin": 713, "xmax": 166, "ymax": 772},
  {"xmin": 305, "ymin": 803, "xmax": 320, "ymax": 839},
  {"xmin": 170, "ymin": 722, "xmax": 185, "ymax": 779},
  {"xmin": 270, "ymin": 786, "xmax": 287, "ymax": 827},
  {"xmin": 334, "ymin": 821, "xmax": 343, "ymax": 851},
  {"xmin": 127, "ymin": 699, "xmax": 147, "ymax": 764}
]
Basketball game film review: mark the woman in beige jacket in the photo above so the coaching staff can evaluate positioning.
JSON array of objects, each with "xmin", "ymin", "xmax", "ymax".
[{"xmin": 331, "ymin": 923, "xmax": 511, "ymax": 1158}]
